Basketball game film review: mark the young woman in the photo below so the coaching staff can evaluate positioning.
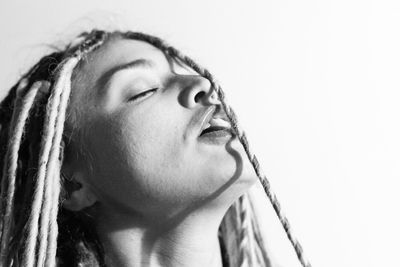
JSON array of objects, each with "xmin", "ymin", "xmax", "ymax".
[
  {"xmin": 0, "ymin": 30, "xmax": 274, "ymax": 267},
  {"xmin": 0, "ymin": 28, "xmax": 314, "ymax": 267}
]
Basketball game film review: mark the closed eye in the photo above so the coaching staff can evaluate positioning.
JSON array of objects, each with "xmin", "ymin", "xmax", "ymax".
[{"xmin": 128, "ymin": 88, "xmax": 159, "ymax": 102}]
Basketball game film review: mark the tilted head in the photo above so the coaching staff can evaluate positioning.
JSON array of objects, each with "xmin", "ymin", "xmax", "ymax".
[{"xmin": 0, "ymin": 30, "xmax": 270, "ymax": 267}]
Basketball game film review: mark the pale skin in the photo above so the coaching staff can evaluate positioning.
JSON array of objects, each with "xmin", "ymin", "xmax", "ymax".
[{"xmin": 61, "ymin": 37, "xmax": 258, "ymax": 267}]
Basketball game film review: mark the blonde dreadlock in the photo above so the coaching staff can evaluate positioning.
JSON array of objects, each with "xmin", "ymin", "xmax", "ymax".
[
  {"xmin": 0, "ymin": 80, "xmax": 39, "ymax": 259},
  {"xmin": 0, "ymin": 30, "xmax": 311, "ymax": 267},
  {"xmin": 0, "ymin": 31, "xmax": 107, "ymax": 266}
]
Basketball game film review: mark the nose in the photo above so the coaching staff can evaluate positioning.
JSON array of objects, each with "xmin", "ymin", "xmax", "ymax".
[{"xmin": 178, "ymin": 75, "xmax": 220, "ymax": 109}]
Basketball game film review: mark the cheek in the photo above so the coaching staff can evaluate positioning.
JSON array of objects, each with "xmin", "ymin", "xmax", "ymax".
[
  {"xmin": 83, "ymin": 103, "xmax": 257, "ymax": 217},
  {"xmin": 85, "ymin": 105, "xmax": 198, "ymax": 215}
]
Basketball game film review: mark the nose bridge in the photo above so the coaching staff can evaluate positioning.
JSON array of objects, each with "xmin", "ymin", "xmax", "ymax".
[
  {"xmin": 178, "ymin": 74, "xmax": 219, "ymax": 108},
  {"xmin": 187, "ymin": 74, "xmax": 211, "ymax": 92}
]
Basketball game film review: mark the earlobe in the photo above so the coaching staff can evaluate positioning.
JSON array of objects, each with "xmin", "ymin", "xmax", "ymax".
[{"xmin": 62, "ymin": 172, "xmax": 98, "ymax": 211}]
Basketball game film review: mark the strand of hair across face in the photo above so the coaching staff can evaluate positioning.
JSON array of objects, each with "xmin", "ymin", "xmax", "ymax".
[
  {"xmin": 216, "ymin": 80, "xmax": 311, "ymax": 267},
  {"xmin": 124, "ymin": 32, "xmax": 312, "ymax": 267},
  {"xmin": 215, "ymin": 78, "xmax": 311, "ymax": 267}
]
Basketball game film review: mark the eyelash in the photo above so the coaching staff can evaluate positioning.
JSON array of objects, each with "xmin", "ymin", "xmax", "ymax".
[{"xmin": 128, "ymin": 88, "xmax": 159, "ymax": 102}]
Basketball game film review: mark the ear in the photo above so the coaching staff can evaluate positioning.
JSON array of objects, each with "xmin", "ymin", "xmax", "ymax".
[{"xmin": 62, "ymin": 172, "xmax": 98, "ymax": 211}]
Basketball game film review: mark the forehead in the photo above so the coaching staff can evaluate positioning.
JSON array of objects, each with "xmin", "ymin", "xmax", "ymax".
[
  {"xmin": 70, "ymin": 38, "xmax": 168, "ymax": 105},
  {"xmin": 68, "ymin": 38, "xmax": 169, "ymax": 122},
  {"xmin": 80, "ymin": 38, "xmax": 167, "ymax": 85}
]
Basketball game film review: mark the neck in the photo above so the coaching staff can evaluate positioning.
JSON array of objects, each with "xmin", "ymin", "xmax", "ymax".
[{"xmin": 96, "ymin": 206, "xmax": 225, "ymax": 267}]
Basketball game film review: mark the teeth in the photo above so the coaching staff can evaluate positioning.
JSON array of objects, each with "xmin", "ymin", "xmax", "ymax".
[
  {"xmin": 200, "ymin": 117, "xmax": 232, "ymax": 136},
  {"xmin": 202, "ymin": 118, "xmax": 231, "ymax": 132},
  {"xmin": 209, "ymin": 118, "xmax": 231, "ymax": 128}
]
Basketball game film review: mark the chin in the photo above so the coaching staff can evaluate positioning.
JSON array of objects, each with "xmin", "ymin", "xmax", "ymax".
[
  {"xmin": 197, "ymin": 136, "xmax": 259, "ymax": 206},
  {"xmin": 224, "ymin": 137, "xmax": 259, "ymax": 185},
  {"xmin": 209, "ymin": 165, "xmax": 258, "ymax": 210},
  {"xmin": 234, "ymin": 169, "xmax": 258, "ymax": 194}
]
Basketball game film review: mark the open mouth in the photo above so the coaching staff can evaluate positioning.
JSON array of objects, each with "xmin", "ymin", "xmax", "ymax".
[
  {"xmin": 199, "ymin": 117, "xmax": 233, "ymax": 137},
  {"xmin": 200, "ymin": 126, "xmax": 229, "ymax": 136}
]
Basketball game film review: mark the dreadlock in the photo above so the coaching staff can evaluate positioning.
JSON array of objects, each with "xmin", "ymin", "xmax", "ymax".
[{"xmin": 0, "ymin": 29, "xmax": 311, "ymax": 267}]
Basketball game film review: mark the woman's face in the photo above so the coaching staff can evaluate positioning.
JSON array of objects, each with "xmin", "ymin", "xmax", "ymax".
[{"xmin": 67, "ymin": 37, "xmax": 257, "ymax": 221}]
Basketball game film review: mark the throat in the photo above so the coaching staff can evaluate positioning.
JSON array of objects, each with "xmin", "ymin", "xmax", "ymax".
[{"xmin": 97, "ymin": 209, "xmax": 225, "ymax": 267}]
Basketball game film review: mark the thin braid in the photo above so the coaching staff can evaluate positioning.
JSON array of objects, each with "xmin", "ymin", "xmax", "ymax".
[
  {"xmin": 241, "ymin": 194, "xmax": 271, "ymax": 267},
  {"xmin": 238, "ymin": 196, "xmax": 252, "ymax": 267},
  {"xmin": 247, "ymin": 194, "xmax": 272, "ymax": 267},
  {"xmin": 212, "ymin": 80, "xmax": 312, "ymax": 267},
  {"xmin": 219, "ymin": 199, "xmax": 242, "ymax": 267},
  {"xmin": 0, "ymin": 81, "xmax": 41, "ymax": 266},
  {"xmin": 46, "ymin": 161, "xmax": 61, "ymax": 267},
  {"xmin": 213, "ymin": 80, "xmax": 313, "ymax": 267},
  {"xmin": 124, "ymin": 32, "xmax": 311, "ymax": 267},
  {"xmin": 220, "ymin": 196, "xmax": 268, "ymax": 267},
  {"xmin": 178, "ymin": 53, "xmax": 311, "ymax": 267}
]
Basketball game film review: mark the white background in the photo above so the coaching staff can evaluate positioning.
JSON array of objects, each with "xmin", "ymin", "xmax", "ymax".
[{"xmin": 1, "ymin": 1, "xmax": 399, "ymax": 266}]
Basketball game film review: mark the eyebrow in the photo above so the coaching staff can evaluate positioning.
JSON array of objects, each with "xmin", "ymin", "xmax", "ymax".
[{"xmin": 96, "ymin": 59, "xmax": 155, "ymax": 96}]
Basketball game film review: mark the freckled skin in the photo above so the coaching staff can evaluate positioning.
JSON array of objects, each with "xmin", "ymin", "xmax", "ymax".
[
  {"xmin": 65, "ymin": 37, "xmax": 258, "ymax": 267},
  {"xmin": 68, "ymin": 38, "xmax": 256, "ymax": 217}
]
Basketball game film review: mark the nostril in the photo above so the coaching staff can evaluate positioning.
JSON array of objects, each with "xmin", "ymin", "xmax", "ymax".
[{"xmin": 194, "ymin": 91, "xmax": 206, "ymax": 103}]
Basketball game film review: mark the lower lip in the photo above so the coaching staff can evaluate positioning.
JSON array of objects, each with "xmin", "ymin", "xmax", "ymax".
[{"xmin": 198, "ymin": 129, "xmax": 234, "ymax": 145}]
